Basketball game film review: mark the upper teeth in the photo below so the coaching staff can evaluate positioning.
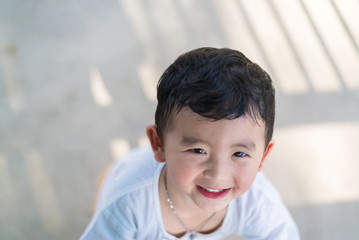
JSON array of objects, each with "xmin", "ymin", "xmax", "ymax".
[{"xmin": 205, "ymin": 188, "xmax": 223, "ymax": 193}]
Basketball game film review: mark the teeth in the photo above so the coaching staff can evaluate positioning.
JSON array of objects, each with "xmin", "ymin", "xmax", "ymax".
[{"xmin": 204, "ymin": 187, "xmax": 223, "ymax": 193}]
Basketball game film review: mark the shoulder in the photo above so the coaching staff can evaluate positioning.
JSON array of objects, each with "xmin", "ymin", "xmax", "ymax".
[
  {"xmin": 98, "ymin": 147, "xmax": 164, "ymax": 209},
  {"xmin": 81, "ymin": 147, "xmax": 165, "ymax": 239},
  {"xmin": 81, "ymin": 188, "xmax": 160, "ymax": 239},
  {"xmin": 241, "ymin": 172, "xmax": 288, "ymax": 218},
  {"xmin": 225, "ymin": 172, "xmax": 281, "ymax": 229},
  {"xmin": 231, "ymin": 172, "xmax": 300, "ymax": 239}
]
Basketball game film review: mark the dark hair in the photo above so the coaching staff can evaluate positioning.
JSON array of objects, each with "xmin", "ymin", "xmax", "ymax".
[{"xmin": 155, "ymin": 47, "xmax": 275, "ymax": 147}]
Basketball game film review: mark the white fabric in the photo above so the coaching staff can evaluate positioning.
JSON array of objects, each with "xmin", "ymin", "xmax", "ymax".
[{"xmin": 80, "ymin": 147, "xmax": 300, "ymax": 240}]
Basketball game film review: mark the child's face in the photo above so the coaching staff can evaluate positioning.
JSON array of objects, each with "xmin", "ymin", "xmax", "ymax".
[{"xmin": 147, "ymin": 108, "xmax": 274, "ymax": 213}]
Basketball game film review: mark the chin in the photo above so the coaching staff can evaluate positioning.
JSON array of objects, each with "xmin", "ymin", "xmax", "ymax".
[{"xmin": 195, "ymin": 198, "xmax": 230, "ymax": 212}]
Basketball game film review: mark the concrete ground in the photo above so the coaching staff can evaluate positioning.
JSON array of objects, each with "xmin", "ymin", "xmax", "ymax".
[{"xmin": 1, "ymin": 0, "xmax": 359, "ymax": 239}]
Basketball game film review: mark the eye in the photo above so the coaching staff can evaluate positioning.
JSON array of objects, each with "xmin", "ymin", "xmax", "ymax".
[
  {"xmin": 234, "ymin": 152, "xmax": 247, "ymax": 158},
  {"xmin": 191, "ymin": 148, "xmax": 206, "ymax": 154}
]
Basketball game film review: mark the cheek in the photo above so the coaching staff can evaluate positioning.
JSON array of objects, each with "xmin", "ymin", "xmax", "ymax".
[
  {"xmin": 234, "ymin": 167, "xmax": 259, "ymax": 192},
  {"xmin": 167, "ymin": 158, "xmax": 202, "ymax": 186}
]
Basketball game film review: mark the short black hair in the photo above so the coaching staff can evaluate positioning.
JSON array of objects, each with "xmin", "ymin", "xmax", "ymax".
[{"xmin": 155, "ymin": 47, "xmax": 275, "ymax": 147}]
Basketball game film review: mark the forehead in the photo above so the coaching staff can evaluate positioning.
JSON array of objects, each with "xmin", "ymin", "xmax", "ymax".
[
  {"xmin": 167, "ymin": 108, "xmax": 266, "ymax": 149},
  {"xmin": 171, "ymin": 107, "xmax": 264, "ymax": 128}
]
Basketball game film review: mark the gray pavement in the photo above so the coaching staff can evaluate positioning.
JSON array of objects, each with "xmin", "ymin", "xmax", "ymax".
[{"xmin": 1, "ymin": 0, "xmax": 359, "ymax": 239}]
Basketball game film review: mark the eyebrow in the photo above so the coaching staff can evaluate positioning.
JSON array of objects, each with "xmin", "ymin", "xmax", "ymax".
[
  {"xmin": 233, "ymin": 141, "xmax": 256, "ymax": 151},
  {"xmin": 180, "ymin": 136, "xmax": 207, "ymax": 146},
  {"xmin": 180, "ymin": 136, "xmax": 256, "ymax": 151}
]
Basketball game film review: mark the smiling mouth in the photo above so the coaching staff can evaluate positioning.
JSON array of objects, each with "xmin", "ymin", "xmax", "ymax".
[{"xmin": 196, "ymin": 185, "xmax": 231, "ymax": 199}]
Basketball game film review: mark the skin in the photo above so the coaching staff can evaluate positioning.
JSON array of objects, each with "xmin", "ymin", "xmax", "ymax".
[{"xmin": 146, "ymin": 108, "xmax": 274, "ymax": 237}]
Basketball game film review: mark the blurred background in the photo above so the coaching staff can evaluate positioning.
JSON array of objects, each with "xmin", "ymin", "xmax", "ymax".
[{"xmin": 1, "ymin": 0, "xmax": 358, "ymax": 239}]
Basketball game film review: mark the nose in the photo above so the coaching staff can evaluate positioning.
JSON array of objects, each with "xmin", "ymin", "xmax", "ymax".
[{"xmin": 203, "ymin": 155, "xmax": 230, "ymax": 181}]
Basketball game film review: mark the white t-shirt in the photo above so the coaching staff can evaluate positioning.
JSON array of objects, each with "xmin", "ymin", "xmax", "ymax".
[{"xmin": 80, "ymin": 147, "xmax": 300, "ymax": 240}]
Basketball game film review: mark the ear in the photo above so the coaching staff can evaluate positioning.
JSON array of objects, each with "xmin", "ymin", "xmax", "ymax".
[
  {"xmin": 258, "ymin": 140, "xmax": 275, "ymax": 172},
  {"xmin": 146, "ymin": 125, "xmax": 165, "ymax": 163}
]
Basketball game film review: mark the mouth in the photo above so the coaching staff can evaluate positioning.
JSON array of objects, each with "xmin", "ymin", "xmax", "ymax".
[{"xmin": 196, "ymin": 185, "xmax": 231, "ymax": 199}]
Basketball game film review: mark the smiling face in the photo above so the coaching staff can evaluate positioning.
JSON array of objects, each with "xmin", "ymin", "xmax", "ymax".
[{"xmin": 147, "ymin": 108, "xmax": 274, "ymax": 213}]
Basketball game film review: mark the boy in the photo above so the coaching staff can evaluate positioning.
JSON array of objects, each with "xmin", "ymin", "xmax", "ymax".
[{"xmin": 80, "ymin": 47, "xmax": 300, "ymax": 239}]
